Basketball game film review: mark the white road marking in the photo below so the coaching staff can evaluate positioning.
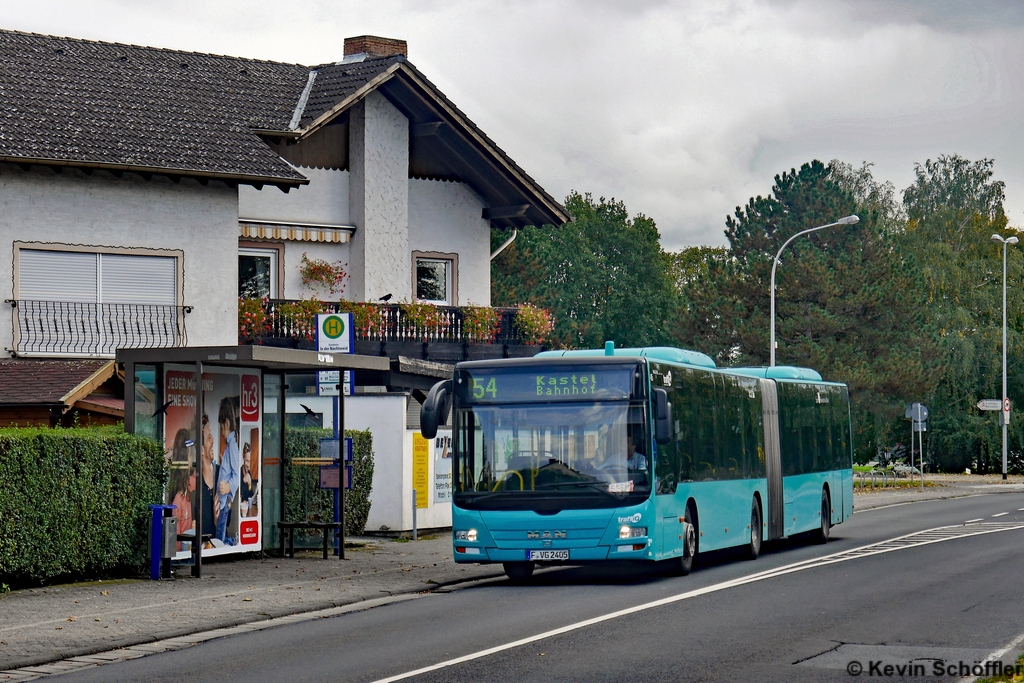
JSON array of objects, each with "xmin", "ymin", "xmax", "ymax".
[
  {"xmin": 962, "ymin": 629, "xmax": 1024, "ymax": 683},
  {"xmin": 992, "ymin": 512, "xmax": 1009, "ymax": 517},
  {"xmin": 370, "ymin": 522, "xmax": 1024, "ymax": 683},
  {"xmin": 966, "ymin": 518, "xmax": 984, "ymax": 523}
]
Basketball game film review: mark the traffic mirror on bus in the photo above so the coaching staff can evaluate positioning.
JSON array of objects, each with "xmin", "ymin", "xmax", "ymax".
[
  {"xmin": 421, "ymin": 380, "xmax": 452, "ymax": 439},
  {"xmin": 654, "ymin": 388, "xmax": 673, "ymax": 445}
]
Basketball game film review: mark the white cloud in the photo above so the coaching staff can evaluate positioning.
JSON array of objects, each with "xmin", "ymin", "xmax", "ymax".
[{"xmin": 7, "ymin": 0, "xmax": 1024, "ymax": 248}]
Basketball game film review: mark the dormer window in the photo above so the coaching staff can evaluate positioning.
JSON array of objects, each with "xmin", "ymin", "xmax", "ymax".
[{"xmin": 413, "ymin": 251, "xmax": 458, "ymax": 305}]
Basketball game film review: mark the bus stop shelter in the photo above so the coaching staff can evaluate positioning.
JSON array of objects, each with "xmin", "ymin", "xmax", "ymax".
[{"xmin": 118, "ymin": 345, "xmax": 390, "ymax": 577}]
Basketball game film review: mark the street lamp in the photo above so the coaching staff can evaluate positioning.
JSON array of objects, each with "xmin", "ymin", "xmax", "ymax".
[
  {"xmin": 770, "ymin": 215, "xmax": 860, "ymax": 367},
  {"xmin": 991, "ymin": 233, "xmax": 1018, "ymax": 480}
]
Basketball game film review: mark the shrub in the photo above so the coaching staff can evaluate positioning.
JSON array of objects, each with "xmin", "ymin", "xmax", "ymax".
[
  {"xmin": 284, "ymin": 428, "xmax": 374, "ymax": 541},
  {"xmin": 0, "ymin": 425, "xmax": 165, "ymax": 584}
]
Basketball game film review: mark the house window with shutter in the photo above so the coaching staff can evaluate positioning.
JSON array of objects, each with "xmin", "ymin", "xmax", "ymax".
[{"xmin": 13, "ymin": 245, "xmax": 184, "ymax": 357}]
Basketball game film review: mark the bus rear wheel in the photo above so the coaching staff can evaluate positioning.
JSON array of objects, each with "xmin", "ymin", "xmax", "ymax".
[
  {"xmin": 503, "ymin": 561, "xmax": 535, "ymax": 582},
  {"xmin": 816, "ymin": 490, "xmax": 831, "ymax": 544},
  {"xmin": 747, "ymin": 499, "xmax": 762, "ymax": 560}
]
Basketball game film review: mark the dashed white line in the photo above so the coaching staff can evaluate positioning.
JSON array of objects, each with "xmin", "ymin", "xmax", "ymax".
[
  {"xmin": 966, "ymin": 518, "xmax": 984, "ymax": 523},
  {"xmin": 992, "ymin": 512, "xmax": 1009, "ymax": 517}
]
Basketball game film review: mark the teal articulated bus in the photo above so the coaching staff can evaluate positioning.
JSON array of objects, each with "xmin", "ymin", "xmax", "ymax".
[{"xmin": 419, "ymin": 345, "xmax": 853, "ymax": 581}]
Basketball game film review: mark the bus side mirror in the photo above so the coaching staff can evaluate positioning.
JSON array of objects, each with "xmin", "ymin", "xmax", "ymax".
[
  {"xmin": 654, "ymin": 388, "xmax": 672, "ymax": 445},
  {"xmin": 421, "ymin": 380, "xmax": 452, "ymax": 439}
]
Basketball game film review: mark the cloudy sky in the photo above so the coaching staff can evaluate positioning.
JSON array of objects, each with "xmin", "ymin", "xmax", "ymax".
[{"xmin": 8, "ymin": 0, "xmax": 1024, "ymax": 248}]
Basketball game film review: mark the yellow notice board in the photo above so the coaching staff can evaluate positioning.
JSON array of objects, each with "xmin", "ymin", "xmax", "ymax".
[{"xmin": 412, "ymin": 433, "xmax": 430, "ymax": 508}]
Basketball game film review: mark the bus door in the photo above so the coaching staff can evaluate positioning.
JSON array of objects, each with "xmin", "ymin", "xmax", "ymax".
[{"xmin": 759, "ymin": 379, "xmax": 784, "ymax": 540}]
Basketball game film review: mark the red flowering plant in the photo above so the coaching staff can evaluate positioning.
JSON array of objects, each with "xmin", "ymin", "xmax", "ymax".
[
  {"xmin": 300, "ymin": 253, "xmax": 348, "ymax": 298},
  {"xmin": 238, "ymin": 297, "xmax": 271, "ymax": 342},
  {"xmin": 276, "ymin": 298, "xmax": 324, "ymax": 341},
  {"xmin": 461, "ymin": 305, "xmax": 500, "ymax": 343},
  {"xmin": 338, "ymin": 301, "xmax": 388, "ymax": 338},
  {"xmin": 513, "ymin": 303, "xmax": 554, "ymax": 345},
  {"xmin": 400, "ymin": 302, "xmax": 450, "ymax": 341}
]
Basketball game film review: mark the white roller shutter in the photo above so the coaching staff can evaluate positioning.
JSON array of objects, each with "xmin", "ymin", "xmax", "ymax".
[
  {"xmin": 100, "ymin": 254, "xmax": 177, "ymax": 305},
  {"xmin": 18, "ymin": 250, "xmax": 98, "ymax": 302}
]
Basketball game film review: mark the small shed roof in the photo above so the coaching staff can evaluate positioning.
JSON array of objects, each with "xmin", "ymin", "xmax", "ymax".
[{"xmin": 0, "ymin": 359, "xmax": 114, "ymax": 406}]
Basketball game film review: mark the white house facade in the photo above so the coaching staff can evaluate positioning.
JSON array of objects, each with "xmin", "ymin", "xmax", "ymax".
[{"xmin": 0, "ymin": 30, "xmax": 568, "ymax": 534}]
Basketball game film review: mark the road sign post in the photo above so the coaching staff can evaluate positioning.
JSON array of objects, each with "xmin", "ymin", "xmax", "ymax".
[{"xmin": 906, "ymin": 403, "xmax": 928, "ymax": 491}]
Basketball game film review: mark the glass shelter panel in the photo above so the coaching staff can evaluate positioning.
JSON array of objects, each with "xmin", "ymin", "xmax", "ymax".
[{"xmin": 262, "ymin": 374, "xmax": 283, "ymax": 549}]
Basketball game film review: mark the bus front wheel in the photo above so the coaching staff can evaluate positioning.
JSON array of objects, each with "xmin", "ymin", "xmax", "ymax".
[
  {"xmin": 503, "ymin": 561, "xmax": 535, "ymax": 582},
  {"xmin": 747, "ymin": 498, "xmax": 762, "ymax": 560},
  {"xmin": 816, "ymin": 490, "xmax": 831, "ymax": 544},
  {"xmin": 678, "ymin": 505, "xmax": 698, "ymax": 575}
]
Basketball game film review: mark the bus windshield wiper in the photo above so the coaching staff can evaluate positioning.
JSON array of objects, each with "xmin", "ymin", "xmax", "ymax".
[{"xmin": 533, "ymin": 480, "xmax": 621, "ymax": 498}]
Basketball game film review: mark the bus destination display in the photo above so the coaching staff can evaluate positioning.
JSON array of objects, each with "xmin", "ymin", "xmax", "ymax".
[{"xmin": 457, "ymin": 365, "xmax": 633, "ymax": 403}]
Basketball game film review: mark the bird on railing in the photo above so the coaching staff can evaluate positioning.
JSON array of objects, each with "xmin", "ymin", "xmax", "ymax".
[{"xmin": 378, "ymin": 293, "xmax": 392, "ymax": 302}]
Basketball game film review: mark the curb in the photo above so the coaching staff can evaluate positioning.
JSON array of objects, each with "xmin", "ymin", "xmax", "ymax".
[{"xmin": 0, "ymin": 568, "xmax": 505, "ymax": 679}]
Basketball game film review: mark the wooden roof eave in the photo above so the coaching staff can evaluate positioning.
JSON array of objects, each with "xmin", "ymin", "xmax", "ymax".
[
  {"xmin": 392, "ymin": 64, "xmax": 570, "ymax": 226},
  {"xmin": 0, "ymin": 155, "xmax": 309, "ymax": 190},
  {"xmin": 59, "ymin": 361, "xmax": 116, "ymax": 413}
]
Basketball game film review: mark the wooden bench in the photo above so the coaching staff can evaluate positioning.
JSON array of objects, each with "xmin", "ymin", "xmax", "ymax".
[{"xmin": 277, "ymin": 521, "xmax": 341, "ymax": 559}]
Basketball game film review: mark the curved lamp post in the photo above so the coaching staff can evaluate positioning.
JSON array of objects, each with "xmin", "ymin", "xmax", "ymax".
[
  {"xmin": 770, "ymin": 215, "xmax": 860, "ymax": 367},
  {"xmin": 992, "ymin": 233, "xmax": 1018, "ymax": 480}
]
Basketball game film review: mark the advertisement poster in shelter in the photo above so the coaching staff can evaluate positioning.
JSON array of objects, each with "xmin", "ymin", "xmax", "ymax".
[
  {"xmin": 433, "ymin": 430, "xmax": 452, "ymax": 504},
  {"xmin": 163, "ymin": 366, "xmax": 262, "ymax": 558}
]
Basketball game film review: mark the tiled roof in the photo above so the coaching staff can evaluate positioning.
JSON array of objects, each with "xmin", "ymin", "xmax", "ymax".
[
  {"xmin": 0, "ymin": 359, "xmax": 110, "ymax": 404},
  {"xmin": 0, "ymin": 30, "xmax": 318, "ymax": 184},
  {"xmin": 299, "ymin": 57, "xmax": 403, "ymax": 128},
  {"xmin": 0, "ymin": 29, "xmax": 568, "ymax": 224}
]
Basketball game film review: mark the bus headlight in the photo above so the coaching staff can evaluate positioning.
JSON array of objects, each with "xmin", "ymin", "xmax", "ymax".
[
  {"xmin": 619, "ymin": 526, "xmax": 647, "ymax": 539},
  {"xmin": 454, "ymin": 529, "xmax": 478, "ymax": 542}
]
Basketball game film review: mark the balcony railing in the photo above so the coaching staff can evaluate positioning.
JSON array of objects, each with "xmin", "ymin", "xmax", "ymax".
[
  {"xmin": 7, "ymin": 300, "xmax": 191, "ymax": 357},
  {"xmin": 247, "ymin": 301, "xmax": 547, "ymax": 361}
]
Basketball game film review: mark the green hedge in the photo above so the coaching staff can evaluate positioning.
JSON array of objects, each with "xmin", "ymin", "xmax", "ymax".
[
  {"xmin": 0, "ymin": 426, "xmax": 165, "ymax": 583},
  {"xmin": 284, "ymin": 428, "xmax": 374, "ymax": 540}
]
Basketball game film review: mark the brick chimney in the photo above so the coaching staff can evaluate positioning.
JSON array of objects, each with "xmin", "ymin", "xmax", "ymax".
[{"xmin": 343, "ymin": 36, "xmax": 407, "ymax": 58}]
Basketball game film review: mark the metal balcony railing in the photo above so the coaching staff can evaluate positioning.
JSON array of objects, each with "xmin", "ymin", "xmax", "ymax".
[
  {"xmin": 256, "ymin": 301, "xmax": 532, "ymax": 347},
  {"xmin": 7, "ymin": 300, "xmax": 191, "ymax": 357}
]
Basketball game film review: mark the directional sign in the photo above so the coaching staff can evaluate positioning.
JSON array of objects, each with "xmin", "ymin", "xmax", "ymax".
[
  {"xmin": 978, "ymin": 399, "xmax": 1002, "ymax": 411},
  {"xmin": 318, "ymin": 370, "xmax": 340, "ymax": 396}
]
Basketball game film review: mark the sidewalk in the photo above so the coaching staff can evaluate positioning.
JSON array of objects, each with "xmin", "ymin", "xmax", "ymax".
[
  {"xmin": 0, "ymin": 535, "xmax": 503, "ymax": 673},
  {"xmin": 853, "ymin": 474, "xmax": 1024, "ymax": 510}
]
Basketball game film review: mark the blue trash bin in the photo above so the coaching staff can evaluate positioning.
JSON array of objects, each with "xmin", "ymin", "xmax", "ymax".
[{"xmin": 148, "ymin": 504, "xmax": 177, "ymax": 580}]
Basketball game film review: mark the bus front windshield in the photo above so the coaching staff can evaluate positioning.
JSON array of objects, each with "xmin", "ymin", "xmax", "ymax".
[{"xmin": 454, "ymin": 401, "xmax": 651, "ymax": 510}]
